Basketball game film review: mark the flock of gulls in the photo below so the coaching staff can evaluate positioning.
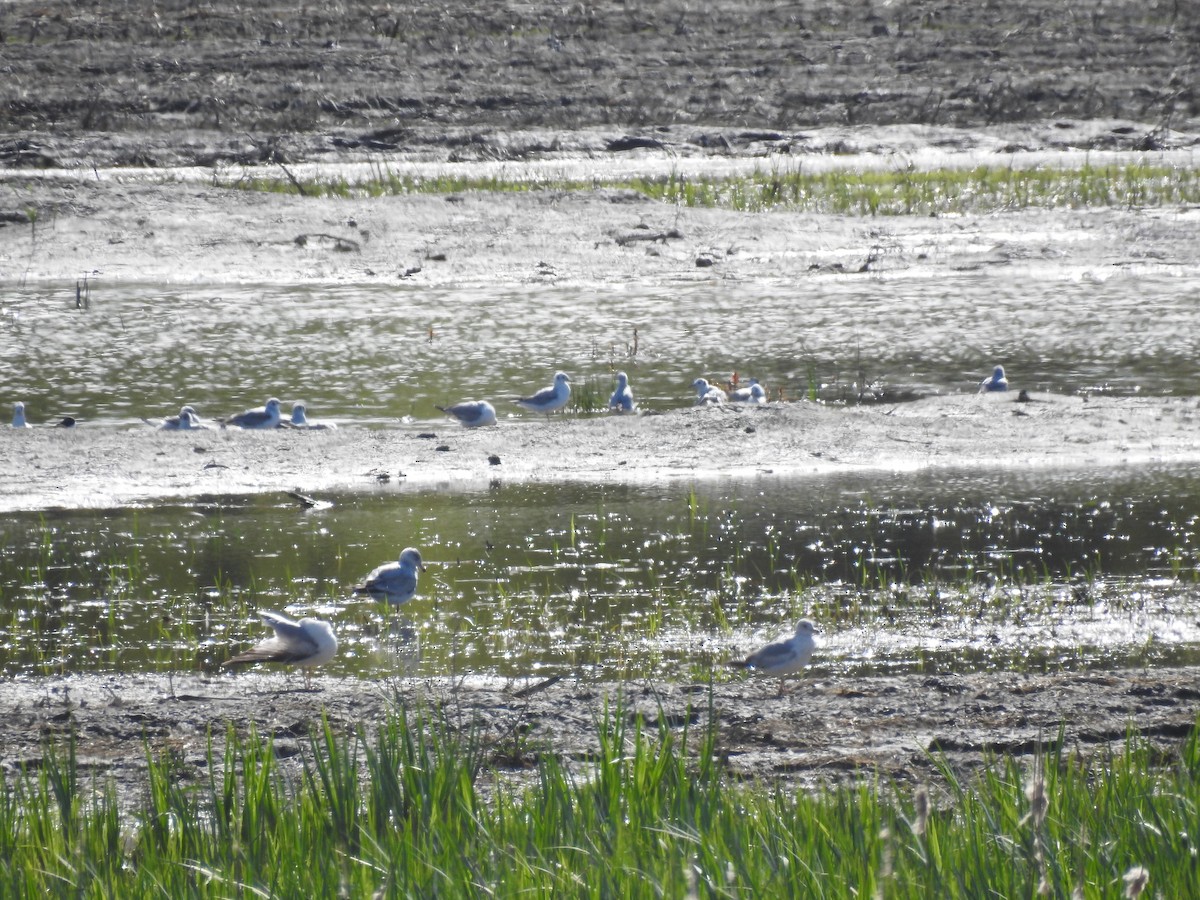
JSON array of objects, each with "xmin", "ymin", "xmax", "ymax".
[
  {"xmin": 8, "ymin": 364, "xmax": 1013, "ymax": 431},
  {"xmin": 219, "ymin": 543, "xmax": 817, "ymax": 693},
  {"xmin": 7, "ymin": 365, "xmax": 1010, "ymax": 690}
]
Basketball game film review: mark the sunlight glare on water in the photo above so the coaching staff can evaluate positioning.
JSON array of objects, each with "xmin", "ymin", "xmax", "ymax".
[
  {"xmin": 3, "ymin": 270, "xmax": 1200, "ymax": 424},
  {"xmin": 1, "ymin": 467, "xmax": 1199, "ymax": 680}
]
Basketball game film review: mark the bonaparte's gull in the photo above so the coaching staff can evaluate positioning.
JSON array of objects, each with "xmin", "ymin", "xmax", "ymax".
[
  {"xmin": 11, "ymin": 402, "xmax": 30, "ymax": 428},
  {"xmin": 728, "ymin": 619, "xmax": 817, "ymax": 694},
  {"xmin": 287, "ymin": 401, "xmax": 337, "ymax": 430},
  {"xmin": 979, "ymin": 365, "xmax": 1009, "ymax": 392},
  {"xmin": 609, "ymin": 372, "xmax": 636, "ymax": 413},
  {"xmin": 729, "ymin": 379, "xmax": 766, "ymax": 404},
  {"xmin": 222, "ymin": 610, "xmax": 338, "ymax": 688},
  {"xmin": 157, "ymin": 405, "xmax": 209, "ymax": 430},
  {"xmin": 437, "ymin": 400, "xmax": 498, "ymax": 427},
  {"xmin": 514, "ymin": 371, "xmax": 571, "ymax": 415},
  {"xmin": 354, "ymin": 546, "xmax": 426, "ymax": 605},
  {"xmin": 692, "ymin": 378, "xmax": 727, "ymax": 405},
  {"xmin": 223, "ymin": 397, "xmax": 282, "ymax": 429}
]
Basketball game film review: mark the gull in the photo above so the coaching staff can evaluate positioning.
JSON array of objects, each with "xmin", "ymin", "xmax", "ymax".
[
  {"xmin": 514, "ymin": 371, "xmax": 571, "ymax": 415},
  {"xmin": 727, "ymin": 619, "xmax": 817, "ymax": 695},
  {"xmin": 353, "ymin": 546, "xmax": 426, "ymax": 606},
  {"xmin": 287, "ymin": 401, "xmax": 337, "ymax": 430},
  {"xmin": 692, "ymin": 378, "xmax": 727, "ymax": 405},
  {"xmin": 979, "ymin": 365, "xmax": 1009, "ymax": 393},
  {"xmin": 11, "ymin": 402, "xmax": 30, "ymax": 428},
  {"xmin": 223, "ymin": 397, "xmax": 282, "ymax": 429},
  {"xmin": 222, "ymin": 610, "xmax": 338, "ymax": 689},
  {"xmin": 437, "ymin": 400, "xmax": 498, "ymax": 428},
  {"xmin": 155, "ymin": 405, "xmax": 209, "ymax": 430},
  {"xmin": 609, "ymin": 371, "xmax": 636, "ymax": 413},
  {"xmin": 729, "ymin": 379, "xmax": 767, "ymax": 404}
]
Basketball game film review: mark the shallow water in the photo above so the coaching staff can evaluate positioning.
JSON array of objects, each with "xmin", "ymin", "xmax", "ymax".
[
  {"xmin": 3, "ymin": 270, "xmax": 1200, "ymax": 427},
  {"xmin": 4, "ymin": 271, "xmax": 1200, "ymax": 681},
  {"xmin": 2, "ymin": 466, "xmax": 1199, "ymax": 681}
]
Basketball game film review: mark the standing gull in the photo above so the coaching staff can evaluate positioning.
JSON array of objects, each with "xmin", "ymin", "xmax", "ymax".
[
  {"xmin": 609, "ymin": 371, "xmax": 636, "ymax": 413},
  {"xmin": 437, "ymin": 400, "xmax": 498, "ymax": 427},
  {"xmin": 222, "ymin": 610, "xmax": 338, "ymax": 689},
  {"xmin": 514, "ymin": 371, "xmax": 571, "ymax": 415},
  {"xmin": 729, "ymin": 379, "xmax": 767, "ymax": 404},
  {"xmin": 692, "ymin": 378, "xmax": 727, "ymax": 405},
  {"xmin": 223, "ymin": 397, "xmax": 282, "ymax": 429},
  {"xmin": 979, "ymin": 365, "xmax": 1009, "ymax": 392},
  {"xmin": 11, "ymin": 402, "xmax": 30, "ymax": 428},
  {"xmin": 354, "ymin": 546, "xmax": 426, "ymax": 605},
  {"xmin": 727, "ymin": 619, "xmax": 817, "ymax": 695}
]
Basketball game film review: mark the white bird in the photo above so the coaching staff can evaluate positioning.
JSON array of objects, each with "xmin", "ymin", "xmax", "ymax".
[
  {"xmin": 287, "ymin": 401, "xmax": 337, "ymax": 430},
  {"xmin": 223, "ymin": 397, "xmax": 282, "ymax": 429},
  {"xmin": 729, "ymin": 379, "xmax": 767, "ymax": 404},
  {"xmin": 222, "ymin": 610, "xmax": 338, "ymax": 689},
  {"xmin": 514, "ymin": 371, "xmax": 571, "ymax": 415},
  {"xmin": 728, "ymin": 619, "xmax": 817, "ymax": 695},
  {"xmin": 609, "ymin": 372, "xmax": 636, "ymax": 413},
  {"xmin": 11, "ymin": 402, "xmax": 30, "ymax": 428},
  {"xmin": 979, "ymin": 365, "xmax": 1009, "ymax": 393},
  {"xmin": 437, "ymin": 400, "xmax": 497, "ymax": 427},
  {"xmin": 692, "ymin": 378, "xmax": 727, "ymax": 405},
  {"xmin": 157, "ymin": 405, "xmax": 209, "ymax": 430},
  {"xmin": 353, "ymin": 546, "xmax": 426, "ymax": 605}
]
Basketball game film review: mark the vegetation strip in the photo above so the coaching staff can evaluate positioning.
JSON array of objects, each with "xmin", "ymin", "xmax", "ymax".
[
  {"xmin": 2, "ymin": 704, "xmax": 1193, "ymax": 895},
  {"xmin": 229, "ymin": 163, "xmax": 1200, "ymax": 215}
]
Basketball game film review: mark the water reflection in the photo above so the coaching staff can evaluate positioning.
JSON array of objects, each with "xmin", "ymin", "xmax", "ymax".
[{"xmin": 1, "ymin": 466, "xmax": 1198, "ymax": 680}]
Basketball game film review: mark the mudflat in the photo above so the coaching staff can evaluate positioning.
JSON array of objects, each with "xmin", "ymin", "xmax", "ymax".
[{"xmin": 2, "ymin": 0, "xmax": 1199, "ymax": 796}]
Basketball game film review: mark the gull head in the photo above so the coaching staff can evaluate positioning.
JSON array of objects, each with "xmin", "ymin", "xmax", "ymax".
[
  {"xmin": 399, "ymin": 547, "xmax": 426, "ymax": 571},
  {"xmin": 291, "ymin": 402, "xmax": 308, "ymax": 425},
  {"xmin": 554, "ymin": 372, "xmax": 570, "ymax": 386},
  {"xmin": 265, "ymin": 397, "xmax": 282, "ymax": 414}
]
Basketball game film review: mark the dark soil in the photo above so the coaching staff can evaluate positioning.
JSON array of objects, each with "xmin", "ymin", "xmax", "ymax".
[{"xmin": 1, "ymin": 0, "xmax": 1197, "ymax": 169}]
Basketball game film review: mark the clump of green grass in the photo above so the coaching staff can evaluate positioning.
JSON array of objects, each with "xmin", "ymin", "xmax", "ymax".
[
  {"xmin": 2, "ymin": 705, "xmax": 1197, "ymax": 895},
  {"xmin": 224, "ymin": 163, "xmax": 1200, "ymax": 215}
]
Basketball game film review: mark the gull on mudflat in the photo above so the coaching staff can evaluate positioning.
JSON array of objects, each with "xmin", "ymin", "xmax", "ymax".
[
  {"xmin": 223, "ymin": 397, "xmax": 282, "ymax": 429},
  {"xmin": 729, "ymin": 379, "xmax": 767, "ymax": 404},
  {"xmin": 727, "ymin": 619, "xmax": 817, "ymax": 695},
  {"xmin": 609, "ymin": 371, "xmax": 636, "ymax": 413},
  {"xmin": 287, "ymin": 401, "xmax": 337, "ymax": 430},
  {"xmin": 354, "ymin": 546, "xmax": 426, "ymax": 606},
  {"xmin": 156, "ymin": 405, "xmax": 209, "ymax": 430},
  {"xmin": 979, "ymin": 365, "xmax": 1009, "ymax": 393},
  {"xmin": 692, "ymin": 378, "xmax": 727, "ymax": 405},
  {"xmin": 222, "ymin": 610, "xmax": 338, "ymax": 689},
  {"xmin": 514, "ymin": 371, "xmax": 571, "ymax": 415},
  {"xmin": 437, "ymin": 400, "xmax": 498, "ymax": 427},
  {"xmin": 11, "ymin": 402, "xmax": 30, "ymax": 428}
]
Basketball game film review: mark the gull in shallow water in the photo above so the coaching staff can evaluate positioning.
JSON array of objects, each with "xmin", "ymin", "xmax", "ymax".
[
  {"xmin": 437, "ymin": 400, "xmax": 497, "ymax": 427},
  {"xmin": 692, "ymin": 378, "xmax": 727, "ymax": 405},
  {"xmin": 354, "ymin": 546, "xmax": 426, "ymax": 605},
  {"xmin": 514, "ymin": 371, "xmax": 571, "ymax": 415},
  {"xmin": 11, "ymin": 402, "xmax": 30, "ymax": 428},
  {"xmin": 609, "ymin": 371, "xmax": 636, "ymax": 413},
  {"xmin": 222, "ymin": 610, "xmax": 338, "ymax": 689},
  {"xmin": 979, "ymin": 365, "xmax": 1009, "ymax": 393},
  {"xmin": 156, "ymin": 405, "xmax": 209, "ymax": 430},
  {"xmin": 223, "ymin": 397, "xmax": 282, "ymax": 429},
  {"xmin": 727, "ymin": 619, "xmax": 817, "ymax": 695},
  {"xmin": 287, "ymin": 401, "xmax": 337, "ymax": 430},
  {"xmin": 729, "ymin": 378, "xmax": 767, "ymax": 404}
]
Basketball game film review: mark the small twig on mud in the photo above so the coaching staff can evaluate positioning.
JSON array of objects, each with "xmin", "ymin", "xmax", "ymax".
[
  {"xmin": 511, "ymin": 675, "xmax": 562, "ymax": 699},
  {"xmin": 613, "ymin": 228, "xmax": 684, "ymax": 246},
  {"xmin": 294, "ymin": 233, "xmax": 361, "ymax": 252},
  {"xmin": 277, "ymin": 161, "xmax": 308, "ymax": 196}
]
